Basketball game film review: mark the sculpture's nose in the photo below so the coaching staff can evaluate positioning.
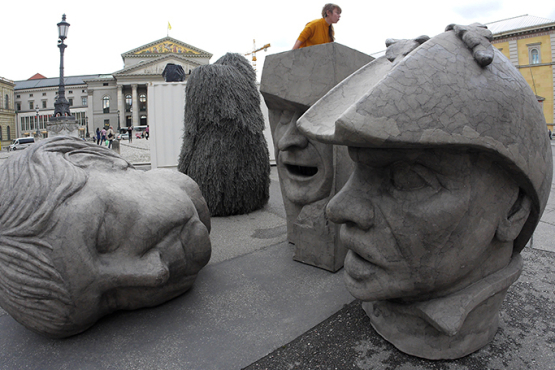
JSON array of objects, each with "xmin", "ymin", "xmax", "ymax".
[
  {"xmin": 326, "ymin": 184, "xmax": 374, "ymax": 231},
  {"xmin": 277, "ymin": 113, "xmax": 308, "ymax": 151}
]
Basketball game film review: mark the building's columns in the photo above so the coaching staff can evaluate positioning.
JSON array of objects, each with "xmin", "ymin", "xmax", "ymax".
[
  {"xmin": 117, "ymin": 84, "xmax": 124, "ymax": 130},
  {"xmin": 509, "ymin": 40, "xmax": 519, "ymax": 66},
  {"xmin": 87, "ymin": 88, "xmax": 94, "ymax": 132},
  {"xmin": 132, "ymin": 84, "xmax": 139, "ymax": 126}
]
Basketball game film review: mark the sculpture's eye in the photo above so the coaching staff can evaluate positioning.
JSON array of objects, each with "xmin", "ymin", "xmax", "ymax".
[
  {"xmin": 96, "ymin": 220, "xmax": 111, "ymax": 253},
  {"xmin": 390, "ymin": 162, "xmax": 439, "ymax": 191},
  {"xmin": 279, "ymin": 110, "xmax": 295, "ymax": 125}
]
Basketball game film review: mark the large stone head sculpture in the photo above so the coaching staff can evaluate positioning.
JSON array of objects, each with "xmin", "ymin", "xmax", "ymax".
[
  {"xmin": 0, "ymin": 137, "xmax": 211, "ymax": 338},
  {"xmin": 260, "ymin": 43, "xmax": 373, "ymax": 271},
  {"xmin": 298, "ymin": 25, "xmax": 552, "ymax": 358}
]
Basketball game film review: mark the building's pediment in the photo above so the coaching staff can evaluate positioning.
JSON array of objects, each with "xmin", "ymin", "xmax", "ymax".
[
  {"xmin": 113, "ymin": 54, "xmax": 203, "ymax": 77},
  {"xmin": 122, "ymin": 37, "xmax": 212, "ymax": 59}
]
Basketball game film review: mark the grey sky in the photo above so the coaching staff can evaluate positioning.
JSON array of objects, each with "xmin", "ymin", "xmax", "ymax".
[{"xmin": 2, "ymin": 0, "xmax": 554, "ymax": 82}]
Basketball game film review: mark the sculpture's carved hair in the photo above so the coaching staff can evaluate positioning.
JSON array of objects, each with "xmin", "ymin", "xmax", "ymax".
[{"xmin": 0, "ymin": 136, "xmax": 130, "ymax": 337}]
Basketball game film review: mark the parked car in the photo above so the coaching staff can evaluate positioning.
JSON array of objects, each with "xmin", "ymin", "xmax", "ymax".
[
  {"xmin": 9, "ymin": 137, "xmax": 35, "ymax": 151},
  {"xmin": 117, "ymin": 133, "xmax": 129, "ymax": 141}
]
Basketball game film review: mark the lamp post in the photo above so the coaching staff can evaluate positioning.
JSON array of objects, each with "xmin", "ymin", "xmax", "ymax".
[
  {"xmin": 35, "ymin": 106, "xmax": 40, "ymax": 138},
  {"xmin": 53, "ymin": 14, "xmax": 72, "ymax": 118}
]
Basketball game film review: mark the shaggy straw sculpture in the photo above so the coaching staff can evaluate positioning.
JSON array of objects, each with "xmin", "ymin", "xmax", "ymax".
[{"xmin": 178, "ymin": 53, "xmax": 270, "ymax": 216}]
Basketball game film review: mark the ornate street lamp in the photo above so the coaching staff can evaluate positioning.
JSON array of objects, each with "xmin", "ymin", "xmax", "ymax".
[
  {"xmin": 53, "ymin": 14, "xmax": 72, "ymax": 118},
  {"xmin": 35, "ymin": 105, "xmax": 40, "ymax": 137}
]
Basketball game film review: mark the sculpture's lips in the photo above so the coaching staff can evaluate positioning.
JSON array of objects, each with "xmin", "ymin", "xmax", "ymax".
[
  {"xmin": 344, "ymin": 250, "xmax": 377, "ymax": 281},
  {"xmin": 285, "ymin": 163, "xmax": 318, "ymax": 177}
]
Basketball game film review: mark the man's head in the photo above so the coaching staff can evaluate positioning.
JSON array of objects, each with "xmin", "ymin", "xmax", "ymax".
[
  {"xmin": 0, "ymin": 137, "xmax": 211, "ymax": 337},
  {"xmin": 298, "ymin": 25, "xmax": 552, "ymax": 301},
  {"xmin": 322, "ymin": 3, "xmax": 341, "ymax": 23}
]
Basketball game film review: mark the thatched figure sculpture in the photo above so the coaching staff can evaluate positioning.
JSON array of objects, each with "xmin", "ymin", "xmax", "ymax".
[
  {"xmin": 178, "ymin": 53, "xmax": 270, "ymax": 216},
  {"xmin": 0, "ymin": 136, "xmax": 211, "ymax": 338}
]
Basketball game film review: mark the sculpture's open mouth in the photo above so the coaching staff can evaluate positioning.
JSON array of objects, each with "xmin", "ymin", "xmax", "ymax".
[{"xmin": 286, "ymin": 164, "xmax": 318, "ymax": 177}]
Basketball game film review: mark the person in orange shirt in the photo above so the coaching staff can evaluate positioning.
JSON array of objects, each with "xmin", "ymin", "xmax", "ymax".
[{"xmin": 292, "ymin": 4, "xmax": 342, "ymax": 49}]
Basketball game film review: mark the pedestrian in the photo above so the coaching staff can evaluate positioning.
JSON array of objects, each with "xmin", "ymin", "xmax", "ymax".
[
  {"xmin": 128, "ymin": 125, "xmax": 133, "ymax": 143},
  {"xmin": 101, "ymin": 127, "xmax": 107, "ymax": 145},
  {"xmin": 96, "ymin": 127, "xmax": 101, "ymax": 145},
  {"xmin": 145, "ymin": 125, "xmax": 149, "ymax": 140},
  {"xmin": 292, "ymin": 4, "xmax": 341, "ymax": 50},
  {"xmin": 106, "ymin": 126, "xmax": 115, "ymax": 148}
]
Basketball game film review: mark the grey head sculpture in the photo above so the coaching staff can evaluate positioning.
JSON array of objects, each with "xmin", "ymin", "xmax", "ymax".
[
  {"xmin": 260, "ymin": 42, "xmax": 373, "ymax": 271},
  {"xmin": 0, "ymin": 136, "xmax": 212, "ymax": 338},
  {"xmin": 298, "ymin": 24, "xmax": 553, "ymax": 359}
]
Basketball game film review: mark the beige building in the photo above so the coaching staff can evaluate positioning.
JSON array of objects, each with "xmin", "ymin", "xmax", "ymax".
[
  {"xmin": 0, "ymin": 76, "xmax": 16, "ymax": 149},
  {"xmin": 14, "ymin": 37, "xmax": 212, "ymax": 138},
  {"xmin": 488, "ymin": 15, "xmax": 555, "ymax": 129}
]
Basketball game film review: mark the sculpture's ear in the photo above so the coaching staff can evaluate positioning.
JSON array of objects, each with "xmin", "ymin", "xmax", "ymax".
[
  {"xmin": 496, "ymin": 190, "xmax": 532, "ymax": 242},
  {"xmin": 67, "ymin": 151, "xmax": 129, "ymax": 170}
]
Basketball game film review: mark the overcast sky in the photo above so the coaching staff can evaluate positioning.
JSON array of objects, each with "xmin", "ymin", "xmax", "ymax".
[{"xmin": 3, "ymin": 0, "xmax": 555, "ymax": 82}]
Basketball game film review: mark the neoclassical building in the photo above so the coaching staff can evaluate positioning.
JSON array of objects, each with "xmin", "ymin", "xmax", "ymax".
[
  {"xmin": 0, "ymin": 76, "xmax": 16, "ymax": 148},
  {"xmin": 489, "ymin": 15, "xmax": 555, "ymax": 129},
  {"xmin": 14, "ymin": 37, "xmax": 212, "ymax": 138}
]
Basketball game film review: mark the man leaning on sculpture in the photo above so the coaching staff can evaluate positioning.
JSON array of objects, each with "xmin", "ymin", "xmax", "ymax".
[{"xmin": 298, "ymin": 23, "xmax": 552, "ymax": 359}]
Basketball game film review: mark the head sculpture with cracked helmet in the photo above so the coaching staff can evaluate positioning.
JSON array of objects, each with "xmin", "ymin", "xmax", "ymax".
[{"xmin": 297, "ymin": 24, "xmax": 553, "ymax": 359}]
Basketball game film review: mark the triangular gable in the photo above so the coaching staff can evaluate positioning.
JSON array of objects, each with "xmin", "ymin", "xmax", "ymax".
[
  {"xmin": 122, "ymin": 37, "xmax": 212, "ymax": 58},
  {"xmin": 113, "ymin": 54, "xmax": 203, "ymax": 76}
]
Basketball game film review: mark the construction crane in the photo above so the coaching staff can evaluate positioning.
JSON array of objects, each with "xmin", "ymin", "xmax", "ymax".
[{"xmin": 245, "ymin": 39, "xmax": 271, "ymax": 72}]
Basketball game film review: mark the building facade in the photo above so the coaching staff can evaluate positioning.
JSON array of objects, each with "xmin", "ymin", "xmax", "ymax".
[
  {"xmin": 14, "ymin": 37, "xmax": 212, "ymax": 138},
  {"xmin": 489, "ymin": 15, "xmax": 555, "ymax": 129},
  {"xmin": 14, "ymin": 74, "xmax": 93, "ymax": 138},
  {"xmin": 0, "ymin": 77, "xmax": 16, "ymax": 149}
]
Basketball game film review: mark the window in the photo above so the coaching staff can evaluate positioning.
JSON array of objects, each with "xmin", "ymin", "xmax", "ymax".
[
  {"xmin": 69, "ymin": 98, "xmax": 74, "ymax": 106},
  {"xmin": 140, "ymin": 115, "xmax": 147, "ymax": 125},
  {"xmin": 16, "ymin": 94, "xmax": 20, "ymax": 98},
  {"xmin": 103, "ymin": 96, "xmax": 110, "ymax": 113},
  {"xmin": 82, "ymin": 97, "xmax": 87, "ymax": 106},
  {"xmin": 29, "ymin": 101, "xmax": 34, "ymax": 110},
  {"xmin": 29, "ymin": 94, "xmax": 33, "ymax": 97},
  {"xmin": 0, "ymin": 126, "xmax": 2, "ymax": 141},
  {"xmin": 528, "ymin": 43, "xmax": 541, "ymax": 65},
  {"xmin": 16, "ymin": 102, "xmax": 21, "ymax": 111},
  {"xmin": 4, "ymin": 94, "xmax": 8, "ymax": 109},
  {"xmin": 140, "ymin": 94, "xmax": 147, "ymax": 111},
  {"xmin": 7, "ymin": 126, "xmax": 11, "ymax": 140},
  {"xmin": 68, "ymin": 90, "xmax": 73, "ymax": 94},
  {"xmin": 42, "ymin": 100, "xmax": 47, "ymax": 109},
  {"xmin": 530, "ymin": 49, "xmax": 540, "ymax": 64},
  {"xmin": 42, "ymin": 92, "xmax": 46, "ymax": 96},
  {"xmin": 125, "ymin": 94, "xmax": 132, "ymax": 112},
  {"xmin": 82, "ymin": 89, "xmax": 86, "ymax": 93},
  {"xmin": 103, "ymin": 83, "xmax": 109, "ymax": 86}
]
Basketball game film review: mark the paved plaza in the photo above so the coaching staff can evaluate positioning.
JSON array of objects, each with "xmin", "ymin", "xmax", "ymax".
[{"xmin": 0, "ymin": 139, "xmax": 554, "ymax": 369}]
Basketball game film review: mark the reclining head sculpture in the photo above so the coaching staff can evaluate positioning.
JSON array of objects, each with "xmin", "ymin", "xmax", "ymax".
[
  {"xmin": 0, "ymin": 136, "xmax": 211, "ymax": 338},
  {"xmin": 298, "ymin": 24, "xmax": 553, "ymax": 359}
]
